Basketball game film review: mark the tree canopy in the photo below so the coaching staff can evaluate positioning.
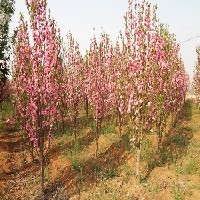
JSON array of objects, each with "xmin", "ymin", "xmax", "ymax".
[{"xmin": 0, "ymin": 0, "xmax": 15, "ymax": 103}]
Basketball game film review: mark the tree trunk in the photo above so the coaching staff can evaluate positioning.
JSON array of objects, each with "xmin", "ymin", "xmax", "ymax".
[
  {"xmin": 61, "ymin": 114, "xmax": 65, "ymax": 133},
  {"xmin": 40, "ymin": 135, "xmax": 45, "ymax": 199},
  {"xmin": 73, "ymin": 102, "xmax": 78, "ymax": 140},
  {"xmin": 30, "ymin": 141, "xmax": 35, "ymax": 162},
  {"xmin": 85, "ymin": 96, "xmax": 89, "ymax": 120},
  {"xmin": 38, "ymin": 96, "xmax": 45, "ymax": 198},
  {"xmin": 73, "ymin": 113, "xmax": 77, "ymax": 140},
  {"xmin": 118, "ymin": 108, "xmax": 122, "ymax": 136},
  {"xmin": 136, "ymin": 139, "xmax": 142, "ymax": 185},
  {"xmin": 156, "ymin": 119, "xmax": 162, "ymax": 152},
  {"xmin": 95, "ymin": 118, "xmax": 101, "ymax": 158}
]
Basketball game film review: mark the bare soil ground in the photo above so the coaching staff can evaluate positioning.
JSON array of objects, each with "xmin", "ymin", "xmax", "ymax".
[{"xmin": 0, "ymin": 99, "xmax": 200, "ymax": 199}]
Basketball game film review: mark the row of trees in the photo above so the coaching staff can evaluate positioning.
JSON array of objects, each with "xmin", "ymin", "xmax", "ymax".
[{"xmin": 11, "ymin": 0, "xmax": 189, "ymax": 196}]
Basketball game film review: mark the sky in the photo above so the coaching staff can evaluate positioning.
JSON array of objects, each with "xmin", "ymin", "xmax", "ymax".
[{"xmin": 9, "ymin": 0, "xmax": 200, "ymax": 81}]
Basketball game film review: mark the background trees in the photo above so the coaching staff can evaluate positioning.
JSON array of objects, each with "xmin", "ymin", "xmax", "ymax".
[
  {"xmin": 194, "ymin": 45, "xmax": 200, "ymax": 108},
  {"xmin": 0, "ymin": 0, "xmax": 15, "ymax": 105}
]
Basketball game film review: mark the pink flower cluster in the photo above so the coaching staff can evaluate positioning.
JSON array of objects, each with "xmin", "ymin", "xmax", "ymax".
[{"xmin": 11, "ymin": 0, "xmax": 189, "ymax": 152}]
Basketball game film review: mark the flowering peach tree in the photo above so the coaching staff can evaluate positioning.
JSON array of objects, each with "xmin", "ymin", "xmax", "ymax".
[{"xmin": 12, "ymin": 0, "xmax": 63, "ymax": 195}]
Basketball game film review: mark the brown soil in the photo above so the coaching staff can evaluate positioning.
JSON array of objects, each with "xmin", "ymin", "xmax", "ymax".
[{"xmin": 0, "ymin": 100, "xmax": 200, "ymax": 199}]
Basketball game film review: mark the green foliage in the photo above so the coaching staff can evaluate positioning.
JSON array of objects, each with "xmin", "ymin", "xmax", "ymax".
[{"xmin": 0, "ymin": 0, "xmax": 15, "ymax": 102}]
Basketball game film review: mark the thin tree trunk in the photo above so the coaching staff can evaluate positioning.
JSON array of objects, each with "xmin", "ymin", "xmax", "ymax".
[
  {"xmin": 59, "ymin": 104, "xmax": 65, "ymax": 134},
  {"xmin": 39, "ymin": 134, "xmax": 45, "ymax": 199},
  {"xmin": 118, "ymin": 108, "xmax": 122, "ymax": 136},
  {"xmin": 38, "ymin": 96, "xmax": 45, "ymax": 198},
  {"xmin": 95, "ymin": 118, "xmax": 101, "ymax": 158},
  {"xmin": 171, "ymin": 111, "xmax": 175, "ymax": 127},
  {"xmin": 156, "ymin": 118, "xmax": 162, "ymax": 152},
  {"xmin": 74, "ymin": 115, "xmax": 77, "ymax": 140},
  {"xmin": 85, "ymin": 96, "xmax": 89, "ymax": 120},
  {"xmin": 73, "ymin": 102, "xmax": 78, "ymax": 140},
  {"xmin": 0, "ymin": 102, "xmax": 2, "ymax": 112},
  {"xmin": 136, "ymin": 139, "xmax": 142, "ymax": 184},
  {"xmin": 30, "ymin": 141, "xmax": 35, "ymax": 162},
  {"xmin": 157, "ymin": 129, "xmax": 162, "ymax": 152}
]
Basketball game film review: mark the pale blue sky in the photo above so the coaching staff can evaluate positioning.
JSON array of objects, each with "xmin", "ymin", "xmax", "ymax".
[{"xmin": 9, "ymin": 0, "xmax": 200, "ymax": 81}]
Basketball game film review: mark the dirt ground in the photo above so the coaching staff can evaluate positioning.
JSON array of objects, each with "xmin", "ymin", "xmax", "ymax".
[{"xmin": 0, "ymin": 100, "xmax": 200, "ymax": 199}]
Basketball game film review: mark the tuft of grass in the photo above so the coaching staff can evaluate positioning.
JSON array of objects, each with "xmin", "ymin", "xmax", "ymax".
[
  {"xmin": 84, "ymin": 182, "xmax": 120, "ymax": 200},
  {"xmin": 172, "ymin": 182, "xmax": 185, "ymax": 200},
  {"xmin": 44, "ymin": 168, "xmax": 50, "ymax": 182},
  {"xmin": 1, "ymin": 99, "xmax": 15, "ymax": 120},
  {"xmin": 176, "ymin": 158, "xmax": 200, "ymax": 175},
  {"xmin": 184, "ymin": 159, "xmax": 200, "ymax": 175},
  {"xmin": 103, "ymin": 166, "xmax": 118, "ymax": 180},
  {"xmin": 121, "ymin": 134, "xmax": 132, "ymax": 151},
  {"xmin": 71, "ymin": 156, "xmax": 83, "ymax": 173},
  {"xmin": 102, "ymin": 124, "xmax": 116, "ymax": 135},
  {"xmin": 92, "ymin": 162, "xmax": 101, "ymax": 174},
  {"xmin": 141, "ymin": 139, "xmax": 152, "ymax": 161},
  {"xmin": 120, "ymin": 164, "xmax": 134, "ymax": 177},
  {"xmin": 151, "ymin": 184, "xmax": 161, "ymax": 194},
  {"xmin": 20, "ymin": 151, "xmax": 28, "ymax": 165}
]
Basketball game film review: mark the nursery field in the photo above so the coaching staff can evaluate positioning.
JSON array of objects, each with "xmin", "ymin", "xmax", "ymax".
[
  {"xmin": 0, "ymin": 98, "xmax": 200, "ymax": 200},
  {"xmin": 0, "ymin": 0, "xmax": 197, "ymax": 199}
]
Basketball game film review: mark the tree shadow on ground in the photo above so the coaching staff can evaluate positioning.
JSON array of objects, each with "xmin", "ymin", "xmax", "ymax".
[
  {"xmin": 173, "ymin": 99, "xmax": 193, "ymax": 126},
  {"xmin": 144, "ymin": 100, "xmax": 193, "ymax": 180},
  {"xmin": 49, "ymin": 128, "xmax": 94, "ymax": 162},
  {"xmin": 0, "ymin": 160, "xmax": 40, "ymax": 181},
  {"xmin": 37, "ymin": 134, "xmax": 130, "ymax": 199},
  {"xmin": 0, "ymin": 137, "xmax": 27, "ymax": 153}
]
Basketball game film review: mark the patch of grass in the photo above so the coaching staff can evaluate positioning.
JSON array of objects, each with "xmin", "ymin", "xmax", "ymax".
[
  {"xmin": 44, "ymin": 168, "xmax": 50, "ymax": 182},
  {"xmin": 151, "ymin": 184, "xmax": 161, "ymax": 194},
  {"xmin": 1, "ymin": 99, "xmax": 15, "ymax": 120},
  {"xmin": 184, "ymin": 159, "xmax": 199, "ymax": 175},
  {"xmin": 120, "ymin": 164, "xmax": 134, "ymax": 177},
  {"xmin": 172, "ymin": 182, "xmax": 185, "ymax": 200},
  {"xmin": 59, "ymin": 140, "xmax": 68, "ymax": 156},
  {"xmin": 20, "ymin": 151, "xmax": 28, "ymax": 165},
  {"xmin": 102, "ymin": 124, "xmax": 117, "ymax": 135},
  {"xmin": 88, "ymin": 120, "xmax": 95, "ymax": 130},
  {"xmin": 178, "ymin": 157, "xmax": 200, "ymax": 175},
  {"xmin": 171, "ymin": 129, "xmax": 191, "ymax": 147},
  {"xmin": 194, "ymin": 181, "xmax": 200, "ymax": 190},
  {"xmin": 141, "ymin": 139, "xmax": 152, "ymax": 161},
  {"xmin": 191, "ymin": 102, "xmax": 199, "ymax": 114},
  {"xmin": 103, "ymin": 165, "xmax": 118, "ymax": 179},
  {"xmin": 67, "ymin": 141, "xmax": 84, "ymax": 173},
  {"xmin": 121, "ymin": 134, "xmax": 132, "ymax": 151},
  {"xmin": 91, "ymin": 162, "xmax": 101, "ymax": 174},
  {"xmin": 75, "ymin": 175, "xmax": 85, "ymax": 185},
  {"xmin": 0, "ymin": 99, "xmax": 18, "ymax": 132},
  {"xmin": 175, "ymin": 141, "xmax": 200, "ymax": 175},
  {"xmin": 86, "ymin": 183, "xmax": 119, "ymax": 200},
  {"xmin": 71, "ymin": 156, "xmax": 83, "ymax": 173}
]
